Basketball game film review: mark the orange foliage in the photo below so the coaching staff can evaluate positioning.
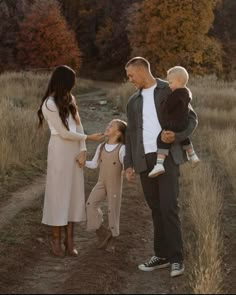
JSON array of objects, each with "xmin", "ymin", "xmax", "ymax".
[
  {"xmin": 16, "ymin": 0, "xmax": 81, "ymax": 71},
  {"xmin": 127, "ymin": 0, "xmax": 223, "ymax": 76}
]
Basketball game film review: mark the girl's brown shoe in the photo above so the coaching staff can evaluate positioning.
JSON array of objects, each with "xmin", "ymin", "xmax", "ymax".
[{"xmin": 97, "ymin": 230, "xmax": 112, "ymax": 249}]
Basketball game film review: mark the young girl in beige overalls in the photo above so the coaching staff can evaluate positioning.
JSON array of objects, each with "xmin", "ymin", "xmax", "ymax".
[{"xmin": 85, "ymin": 119, "xmax": 126, "ymax": 251}]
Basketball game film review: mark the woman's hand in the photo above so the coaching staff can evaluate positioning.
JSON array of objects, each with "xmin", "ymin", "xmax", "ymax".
[
  {"xmin": 76, "ymin": 151, "xmax": 87, "ymax": 168},
  {"xmin": 87, "ymin": 133, "xmax": 105, "ymax": 142},
  {"xmin": 161, "ymin": 130, "xmax": 176, "ymax": 144}
]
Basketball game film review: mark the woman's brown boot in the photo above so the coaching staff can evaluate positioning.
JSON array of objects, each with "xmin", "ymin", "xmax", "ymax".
[
  {"xmin": 50, "ymin": 226, "xmax": 64, "ymax": 258},
  {"xmin": 64, "ymin": 222, "xmax": 78, "ymax": 257}
]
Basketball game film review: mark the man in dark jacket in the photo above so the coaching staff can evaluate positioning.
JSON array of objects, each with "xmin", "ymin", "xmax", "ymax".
[{"xmin": 124, "ymin": 57, "xmax": 198, "ymax": 277}]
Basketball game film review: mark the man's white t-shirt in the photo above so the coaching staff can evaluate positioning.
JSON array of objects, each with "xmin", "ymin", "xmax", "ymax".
[{"xmin": 142, "ymin": 84, "xmax": 162, "ymax": 154}]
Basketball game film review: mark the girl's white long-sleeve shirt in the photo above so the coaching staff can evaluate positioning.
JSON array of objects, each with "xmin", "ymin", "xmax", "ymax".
[{"xmin": 85, "ymin": 143, "xmax": 125, "ymax": 169}]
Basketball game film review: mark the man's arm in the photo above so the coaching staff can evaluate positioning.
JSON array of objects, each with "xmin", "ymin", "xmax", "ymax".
[
  {"xmin": 124, "ymin": 124, "xmax": 133, "ymax": 170},
  {"xmin": 124, "ymin": 128, "xmax": 135, "ymax": 181},
  {"xmin": 124, "ymin": 102, "xmax": 136, "ymax": 181}
]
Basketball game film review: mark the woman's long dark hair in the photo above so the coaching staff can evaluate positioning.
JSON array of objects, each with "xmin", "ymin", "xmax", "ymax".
[{"xmin": 37, "ymin": 65, "xmax": 79, "ymax": 130}]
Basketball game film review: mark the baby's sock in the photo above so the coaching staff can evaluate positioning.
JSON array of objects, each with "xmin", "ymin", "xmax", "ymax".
[
  {"xmin": 156, "ymin": 157, "xmax": 164, "ymax": 165},
  {"xmin": 186, "ymin": 150, "xmax": 200, "ymax": 167},
  {"xmin": 187, "ymin": 150, "xmax": 196, "ymax": 159}
]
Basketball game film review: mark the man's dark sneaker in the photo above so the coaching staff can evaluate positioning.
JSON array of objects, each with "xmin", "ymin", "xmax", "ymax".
[
  {"xmin": 170, "ymin": 262, "xmax": 185, "ymax": 277},
  {"xmin": 138, "ymin": 256, "xmax": 170, "ymax": 271}
]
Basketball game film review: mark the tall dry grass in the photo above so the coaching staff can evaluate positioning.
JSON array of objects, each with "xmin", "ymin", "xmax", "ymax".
[
  {"xmin": 181, "ymin": 77, "xmax": 235, "ymax": 293},
  {"xmin": 210, "ymin": 128, "xmax": 236, "ymax": 191},
  {"xmin": 107, "ymin": 82, "xmax": 135, "ymax": 111},
  {"xmin": 185, "ymin": 77, "xmax": 235, "ymax": 293},
  {"xmin": 181, "ymin": 163, "xmax": 223, "ymax": 294},
  {"xmin": 0, "ymin": 98, "xmax": 48, "ymax": 174},
  {"xmin": 0, "ymin": 72, "xmax": 49, "ymax": 177}
]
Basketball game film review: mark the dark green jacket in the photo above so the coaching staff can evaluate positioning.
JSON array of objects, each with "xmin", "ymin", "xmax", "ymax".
[{"xmin": 124, "ymin": 78, "xmax": 198, "ymax": 173}]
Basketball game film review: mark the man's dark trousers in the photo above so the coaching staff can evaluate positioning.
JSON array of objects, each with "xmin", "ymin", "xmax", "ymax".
[{"xmin": 140, "ymin": 153, "xmax": 183, "ymax": 263}]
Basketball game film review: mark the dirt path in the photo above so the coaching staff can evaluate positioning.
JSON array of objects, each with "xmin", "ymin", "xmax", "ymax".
[
  {"xmin": 0, "ymin": 177, "xmax": 45, "ymax": 231},
  {"xmin": 0, "ymin": 86, "xmax": 188, "ymax": 294}
]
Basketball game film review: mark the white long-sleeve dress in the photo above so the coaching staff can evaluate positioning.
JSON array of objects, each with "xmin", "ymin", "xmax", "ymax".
[{"xmin": 42, "ymin": 97, "xmax": 87, "ymax": 226}]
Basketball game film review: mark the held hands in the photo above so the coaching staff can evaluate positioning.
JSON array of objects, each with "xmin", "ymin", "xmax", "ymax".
[
  {"xmin": 87, "ymin": 133, "xmax": 105, "ymax": 142},
  {"xmin": 161, "ymin": 130, "xmax": 176, "ymax": 144},
  {"xmin": 76, "ymin": 150, "xmax": 87, "ymax": 168},
  {"xmin": 125, "ymin": 167, "xmax": 135, "ymax": 182}
]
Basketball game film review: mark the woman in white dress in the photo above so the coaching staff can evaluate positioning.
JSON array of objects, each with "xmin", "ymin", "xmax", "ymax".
[{"xmin": 37, "ymin": 65, "xmax": 104, "ymax": 257}]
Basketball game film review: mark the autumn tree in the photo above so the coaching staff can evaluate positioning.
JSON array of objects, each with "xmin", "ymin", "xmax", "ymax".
[
  {"xmin": 213, "ymin": 0, "xmax": 236, "ymax": 78},
  {"xmin": 59, "ymin": 0, "xmax": 140, "ymax": 77},
  {"xmin": 0, "ymin": 0, "xmax": 30, "ymax": 72},
  {"xmin": 16, "ymin": 0, "xmax": 81, "ymax": 71},
  {"xmin": 59, "ymin": 0, "xmax": 98, "ymax": 58},
  {"xmin": 127, "ymin": 0, "xmax": 223, "ymax": 77},
  {"xmin": 94, "ymin": 0, "xmax": 139, "ymax": 70}
]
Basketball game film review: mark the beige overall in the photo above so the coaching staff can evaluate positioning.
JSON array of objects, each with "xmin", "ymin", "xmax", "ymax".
[{"xmin": 86, "ymin": 144, "xmax": 123, "ymax": 237}]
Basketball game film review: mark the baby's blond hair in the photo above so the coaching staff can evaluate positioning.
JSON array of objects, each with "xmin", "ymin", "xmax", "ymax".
[{"xmin": 167, "ymin": 66, "xmax": 189, "ymax": 86}]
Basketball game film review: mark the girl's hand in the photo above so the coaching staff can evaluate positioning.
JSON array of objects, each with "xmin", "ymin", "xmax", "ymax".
[
  {"xmin": 125, "ymin": 167, "xmax": 135, "ymax": 182},
  {"xmin": 76, "ymin": 151, "xmax": 87, "ymax": 167},
  {"xmin": 87, "ymin": 133, "xmax": 105, "ymax": 142}
]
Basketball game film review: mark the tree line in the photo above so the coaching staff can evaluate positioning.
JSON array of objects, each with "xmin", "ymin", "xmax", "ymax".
[{"xmin": 0, "ymin": 0, "xmax": 235, "ymax": 80}]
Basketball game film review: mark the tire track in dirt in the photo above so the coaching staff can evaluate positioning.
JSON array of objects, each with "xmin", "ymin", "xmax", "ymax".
[
  {"xmin": 0, "ymin": 176, "xmax": 45, "ymax": 230},
  {"xmin": 14, "ymin": 235, "xmax": 95, "ymax": 294}
]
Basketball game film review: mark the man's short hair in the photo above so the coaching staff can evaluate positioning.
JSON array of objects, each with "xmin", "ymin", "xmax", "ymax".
[
  {"xmin": 125, "ymin": 57, "xmax": 150, "ymax": 71},
  {"xmin": 167, "ymin": 66, "xmax": 189, "ymax": 85}
]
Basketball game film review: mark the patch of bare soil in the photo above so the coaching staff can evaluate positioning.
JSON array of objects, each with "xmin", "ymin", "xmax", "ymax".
[{"xmin": 1, "ymin": 86, "xmax": 233, "ymax": 294}]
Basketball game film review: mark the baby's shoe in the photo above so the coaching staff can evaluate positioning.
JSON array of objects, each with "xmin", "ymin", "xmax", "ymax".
[
  {"xmin": 189, "ymin": 154, "xmax": 200, "ymax": 168},
  {"xmin": 148, "ymin": 163, "xmax": 165, "ymax": 178}
]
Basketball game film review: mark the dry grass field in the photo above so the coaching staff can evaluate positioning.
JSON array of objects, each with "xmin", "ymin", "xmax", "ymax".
[{"xmin": 0, "ymin": 72, "xmax": 235, "ymax": 294}]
